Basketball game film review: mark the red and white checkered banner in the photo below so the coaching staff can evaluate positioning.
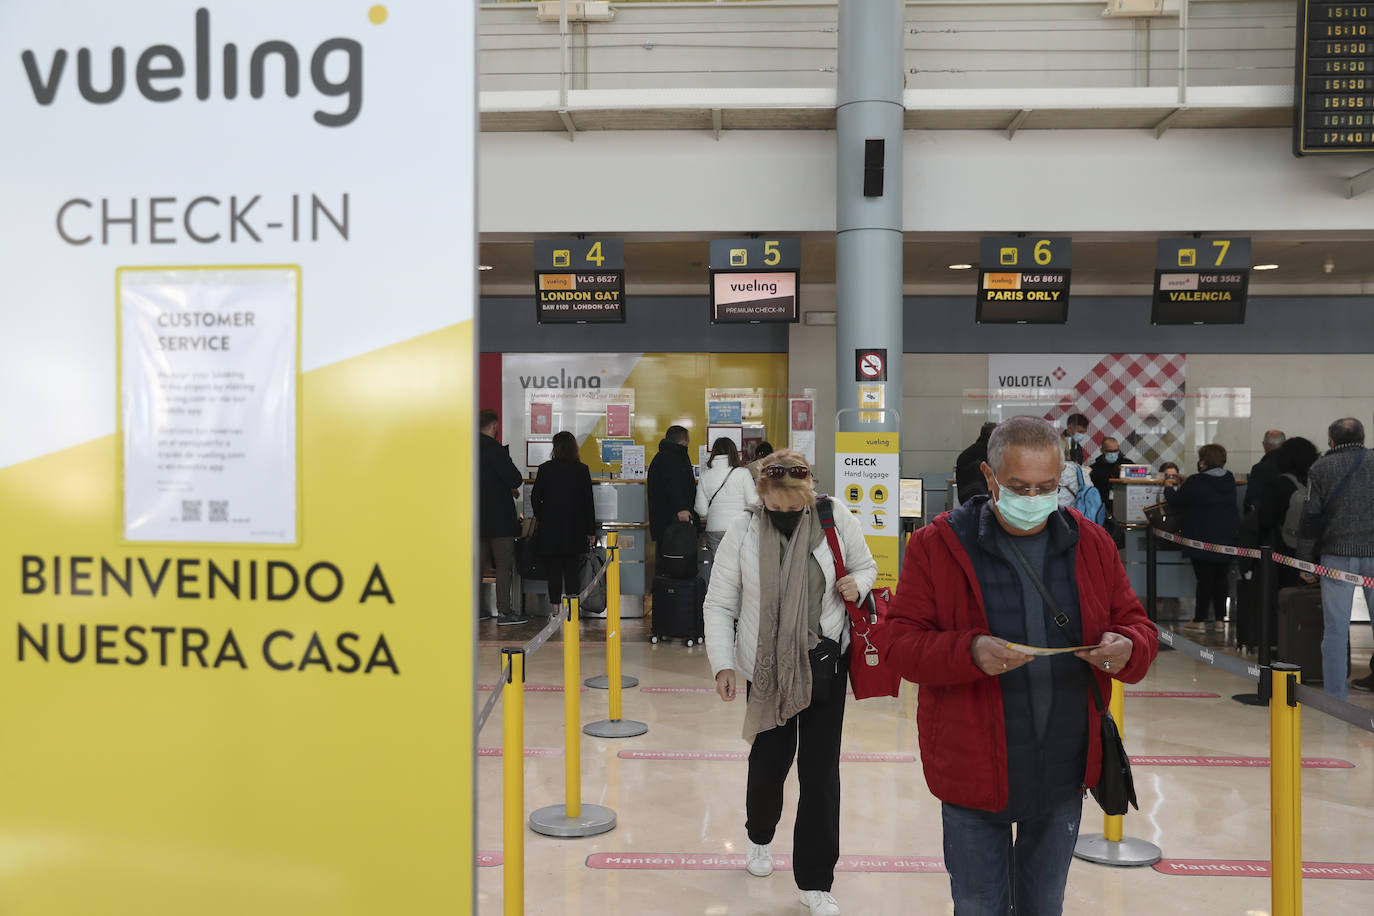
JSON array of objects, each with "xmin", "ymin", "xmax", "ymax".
[{"xmin": 1152, "ymin": 529, "xmax": 1374, "ymax": 590}]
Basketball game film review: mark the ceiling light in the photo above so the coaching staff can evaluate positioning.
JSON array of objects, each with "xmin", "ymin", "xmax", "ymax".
[
  {"xmin": 947, "ymin": 263, "xmax": 974, "ymax": 270},
  {"xmin": 478, "ymin": 264, "xmax": 493, "ymax": 271},
  {"xmin": 1252, "ymin": 264, "xmax": 1278, "ymax": 271},
  {"xmin": 1323, "ymin": 256, "xmax": 1336, "ymax": 274}
]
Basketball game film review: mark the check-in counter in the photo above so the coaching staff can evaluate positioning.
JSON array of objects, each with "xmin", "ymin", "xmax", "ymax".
[
  {"xmin": 518, "ymin": 476, "xmax": 649, "ymax": 618},
  {"xmin": 1109, "ymin": 475, "xmax": 1247, "ymax": 621}
]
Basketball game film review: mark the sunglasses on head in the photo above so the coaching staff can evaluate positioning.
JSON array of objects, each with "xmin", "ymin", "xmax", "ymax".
[{"xmin": 762, "ymin": 464, "xmax": 811, "ymax": 480}]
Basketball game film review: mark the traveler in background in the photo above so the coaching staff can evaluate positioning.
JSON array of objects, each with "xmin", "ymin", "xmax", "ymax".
[
  {"xmin": 955, "ymin": 422, "xmax": 997, "ymax": 506},
  {"xmin": 1160, "ymin": 461, "xmax": 1182, "ymax": 487},
  {"xmin": 1063, "ymin": 412, "xmax": 1089, "ymax": 466},
  {"xmin": 1300, "ymin": 418, "xmax": 1374, "ymax": 697},
  {"xmin": 531, "ymin": 431, "xmax": 598, "ymax": 614},
  {"xmin": 1089, "ymin": 436, "xmax": 1128, "ymax": 521},
  {"xmin": 882, "ymin": 416, "xmax": 1157, "ymax": 915},
  {"xmin": 1165, "ymin": 444, "xmax": 1240, "ymax": 634},
  {"xmin": 648, "ymin": 424, "xmax": 697, "ymax": 549},
  {"xmin": 695, "ymin": 437, "xmax": 759, "ymax": 586},
  {"xmin": 479, "ymin": 409, "xmax": 525, "ymax": 625},
  {"xmin": 1257, "ymin": 437, "xmax": 1320, "ymax": 591},
  {"xmin": 747, "ymin": 440, "xmax": 776, "ymax": 482},
  {"xmin": 705, "ymin": 449, "xmax": 876, "ymax": 916},
  {"xmin": 1244, "ymin": 429, "xmax": 1287, "ymax": 513}
]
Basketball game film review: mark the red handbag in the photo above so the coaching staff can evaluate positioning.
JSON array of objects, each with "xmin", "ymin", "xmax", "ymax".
[{"xmin": 816, "ymin": 499, "xmax": 902, "ymax": 699}]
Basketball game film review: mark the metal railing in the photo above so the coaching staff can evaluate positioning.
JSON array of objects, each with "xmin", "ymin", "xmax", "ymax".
[{"xmin": 478, "ymin": 1, "xmax": 1296, "ymax": 97}]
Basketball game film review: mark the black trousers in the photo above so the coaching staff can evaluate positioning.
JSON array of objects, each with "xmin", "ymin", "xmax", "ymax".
[
  {"xmin": 1191, "ymin": 558, "xmax": 1230, "ymax": 622},
  {"xmin": 745, "ymin": 676, "xmax": 847, "ymax": 892},
  {"xmin": 543, "ymin": 553, "xmax": 583, "ymax": 606}
]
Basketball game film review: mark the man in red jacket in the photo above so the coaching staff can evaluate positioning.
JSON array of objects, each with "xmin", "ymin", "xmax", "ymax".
[{"xmin": 884, "ymin": 416, "xmax": 1157, "ymax": 915}]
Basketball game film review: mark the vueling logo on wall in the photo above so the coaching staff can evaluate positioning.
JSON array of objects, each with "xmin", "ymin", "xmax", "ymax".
[{"xmin": 19, "ymin": 6, "xmax": 375, "ymax": 127}]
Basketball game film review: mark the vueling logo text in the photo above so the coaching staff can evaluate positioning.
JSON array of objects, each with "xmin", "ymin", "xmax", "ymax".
[{"xmin": 20, "ymin": 7, "xmax": 365, "ymax": 127}]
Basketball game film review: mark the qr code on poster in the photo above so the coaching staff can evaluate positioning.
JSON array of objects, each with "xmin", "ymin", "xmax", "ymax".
[
  {"xmin": 182, "ymin": 500, "xmax": 202, "ymax": 522},
  {"xmin": 210, "ymin": 500, "xmax": 229, "ymax": 522}
]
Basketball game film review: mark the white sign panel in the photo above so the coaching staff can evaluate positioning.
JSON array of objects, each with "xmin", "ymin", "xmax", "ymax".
[
  {"xmin": 621, "ymin": 444, "xmax": 646, "ymax": 479},
  {"xmin": 120, "ymin": 267, "xmax": 298, "ymax": 543},
  {"xmin": 836, "ymin": 451, "xmax": 900, "ymax": 537}
]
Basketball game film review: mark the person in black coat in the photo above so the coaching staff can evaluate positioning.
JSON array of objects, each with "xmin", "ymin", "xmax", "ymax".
[
  {"xmin": 1165, "ymin": 443, "xmax": 1241, "ymax": 631},
  {"xmin": 647, "ymin": 425, "xmax": 696, "ymax": 546},
  {"xmin": 1257, "ymin": 437, "xmax": 1321, "ymax": 591},
  {"xmin": 479, "ymin": 409, "xmax": 524, "ymax": 623},
  {"xmin": 1244, "ymin": 429, "xmax": 1287, "ymax": 513},
  {"xmin": 532, "ymin": 431, "xmax": 598, "ymax": 608},
  {"xmin": 954, "ymin": 422, "xmax": 996, "ymax": 505},
  {"xmin": 1089, "ymin": 436, "xmax": 1128, "ymax": 522}
]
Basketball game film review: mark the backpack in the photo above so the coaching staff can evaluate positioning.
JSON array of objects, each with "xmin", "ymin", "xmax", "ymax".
[
  {"xmin": 657, "ymin": 517, "xmax": 700, "ymax": 579},
  {"xmin": 1070, "ymin": 466, "xmax": 1106, "ymax": 526},
  {"xmin": 1280, "ymin": 473, "xmax": 1306, "ymax": 550}
]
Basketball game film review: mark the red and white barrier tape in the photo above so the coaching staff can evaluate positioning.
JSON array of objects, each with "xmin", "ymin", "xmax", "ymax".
[
  {"xmin": 1152, "ymin": 529, "xmax": 1262, "ymax": 560},
  {"xmin": 1152, "ymin": 529, "xmax": 1374, "ymax": 590}
]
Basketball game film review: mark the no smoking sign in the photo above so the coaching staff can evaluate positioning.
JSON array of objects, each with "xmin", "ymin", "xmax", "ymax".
[{"xmin": 856, "ymin": 349, "xmax": 887, "ymax": 382}]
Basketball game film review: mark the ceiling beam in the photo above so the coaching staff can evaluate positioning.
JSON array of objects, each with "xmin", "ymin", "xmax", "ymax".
[
  {"xmin": 1153, "ymin": 108, "xmax": 1185, "ymax": 139},
  {"xmin": 1005, "ymin": 109, "xmax": 1032, "ymax": 140},
  {"xmin": 711, "ymin": 108, "xmax": 723, "ymax": 141},
  {"xmin": 1348, "ymin": 167, "xmax": 1374, "ymax": 199},
  {"xmin": 558, "ymin": 109, "xmax": 577, "ymax": 141}
]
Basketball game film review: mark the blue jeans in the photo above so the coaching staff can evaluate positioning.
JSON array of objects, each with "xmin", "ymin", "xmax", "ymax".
[
  {"xmin": 1319, "ymin": 554, "xmax": 1374, "ymax": 700},
  {"xmin": 942, "ymin": 794, "xmax": 1084, "ymax": 916}
]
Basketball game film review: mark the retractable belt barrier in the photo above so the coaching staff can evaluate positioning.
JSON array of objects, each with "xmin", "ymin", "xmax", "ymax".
[
  {"xmin": 473, "ymin": 535, "xmax": 628, "ymax": 916},
  {"xmin": 1146, "ymin": 525, "xmax": 1374, "ymax": 916}
]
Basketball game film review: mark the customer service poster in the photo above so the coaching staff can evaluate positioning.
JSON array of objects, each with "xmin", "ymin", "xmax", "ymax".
[
  {"xmin": 0, "ymin": 2, "xmax": 475, "ymax": 913},
  {"xmin": 120, "ymin": 267, "xmax": 299, "ymax": 544}
]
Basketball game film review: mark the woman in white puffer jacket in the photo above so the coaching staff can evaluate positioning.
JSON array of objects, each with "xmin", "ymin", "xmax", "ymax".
[
  {"xmin": 695, "ymin": 437, "xmax": 760, "ymax": 584},
  {"xmin": 704, "ymin": 449, "xmax": 877, "ymax": 916}
]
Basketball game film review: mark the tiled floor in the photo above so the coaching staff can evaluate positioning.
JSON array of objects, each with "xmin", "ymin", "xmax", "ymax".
[{"xmin": 475, "ymin": 616, "xmax": 1374, "ymax": 915}]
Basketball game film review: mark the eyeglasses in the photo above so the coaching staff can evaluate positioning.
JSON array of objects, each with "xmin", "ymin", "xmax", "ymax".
[
  {"xmin": 997, "ymin": 479, "xmax": 1058, "ymax": 498},
  {"xmin": 762, "ymin": 464, "xmax": 811, "ymax": 480}
]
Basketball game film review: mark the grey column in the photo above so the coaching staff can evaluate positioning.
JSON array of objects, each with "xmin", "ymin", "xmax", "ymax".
[{"xmin": 836, "ymin": 0, "xmax": 904, "ymax": 441}]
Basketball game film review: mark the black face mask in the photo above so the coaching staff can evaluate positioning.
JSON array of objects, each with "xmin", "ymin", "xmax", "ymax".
[{"xmin": 767, "ymin": 508, "xmax": 804, "ymax": 537}]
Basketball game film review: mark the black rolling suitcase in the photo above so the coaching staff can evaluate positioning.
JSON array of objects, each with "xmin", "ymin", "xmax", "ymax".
[
  {"xmin": 1277, "ymin": 585, "xmax": 1348, "ymax": 686},
  {"xmin": 651, "ymin": 575, "xmax": 705, "ymax": 647}
]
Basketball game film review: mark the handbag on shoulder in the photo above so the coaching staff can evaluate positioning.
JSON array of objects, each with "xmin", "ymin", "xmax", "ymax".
[
  {"xmin": 1002, "ymin": 530, "xmax": 1138, "ymax": 816},
  {"xmin": 815, "ymin": 498, "xmax": 901, "ymax": 700}
]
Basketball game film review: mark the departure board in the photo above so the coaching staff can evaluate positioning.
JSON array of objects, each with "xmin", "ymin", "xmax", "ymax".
[{"xmin": 1295, "ymin": 3, "xmax": 1374, "ymax": 155}]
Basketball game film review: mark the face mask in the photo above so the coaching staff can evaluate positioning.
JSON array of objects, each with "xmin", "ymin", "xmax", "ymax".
[
  {"xmin": 1072, "ymin": 433, "xmax": 1087, "ymax": 446},
  {"xmin": 992, "ymin": 485, "xmax": 1059, "ymax": 532},
  {"xmin": 767, "ymin": 508, "xmax": 804, "ymax": 537},
  {"xmin": 1104, "ymin": 452, "xmax": 1119, "ymax": 464}
]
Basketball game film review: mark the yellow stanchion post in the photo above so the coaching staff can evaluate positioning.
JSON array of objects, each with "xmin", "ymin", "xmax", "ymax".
[
  {"xmin": 1269, "ymin": 663, "xmax": 1303, "ymax": 916},
  {"xmin": 1073, "ymin": 678, "xmax": 1161, "ymax": 867},
  {"xmin": 586, "ymin": 532, "xmax": 640, "ymax": 693},
  {"xmin": 530, "ymin": 595, "xmax": 617, "ymax": 838},
  {"xmin": 586, "ymin": 533, "xmax": 647, "ymax": 739},
  {"xmin": 502, "ymin": 649, "xmax": 525, "ymax": 916}
]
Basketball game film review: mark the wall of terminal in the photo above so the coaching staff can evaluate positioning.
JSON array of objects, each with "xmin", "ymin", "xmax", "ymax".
[{"xmin": 480, "ymin": 129, "xmax": 1374, "ymax": 236}]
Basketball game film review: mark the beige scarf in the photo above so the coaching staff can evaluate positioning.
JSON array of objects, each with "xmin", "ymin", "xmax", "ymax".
[{"xmin": 742, "ymin": 504, "xmax": 818, "ymax": 743}]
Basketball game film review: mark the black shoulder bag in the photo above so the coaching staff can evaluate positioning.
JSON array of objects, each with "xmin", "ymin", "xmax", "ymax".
[{"xmin": 1002, "ymin": 532, "xmax": 1138, "ymax": 816}]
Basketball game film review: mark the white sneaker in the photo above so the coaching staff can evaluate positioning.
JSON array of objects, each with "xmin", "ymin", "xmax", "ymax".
[
  {"xmin": 745, "ymin": 842, "xmax": 773, "ymax": 877},
  {"xmin": 799, "ymin": 890, "xmax": 840, "ymax": 915}
]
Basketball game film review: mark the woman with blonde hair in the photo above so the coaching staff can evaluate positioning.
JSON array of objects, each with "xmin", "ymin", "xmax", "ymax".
[{"xmin": 704, "ymin": 449, "xmax": 877, "ymax": 916}]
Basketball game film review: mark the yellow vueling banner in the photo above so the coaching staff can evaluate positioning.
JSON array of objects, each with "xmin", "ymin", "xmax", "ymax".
[
  {"xmin": 0, "ymin": 2, "xmax": 475, "ymax": 913},
  {"xmin": 835, "ymin": 431, "xmax": 901, "ymax": 589}
]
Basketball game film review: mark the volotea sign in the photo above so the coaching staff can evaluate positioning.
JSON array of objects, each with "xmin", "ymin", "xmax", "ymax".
[
  {"xmin": 0, "ymin": 2, "xmax": 476, "ymax": 913},
  {"xmin": 835, "ymin": 431, "xmax": 901, "ymax": 589}
]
